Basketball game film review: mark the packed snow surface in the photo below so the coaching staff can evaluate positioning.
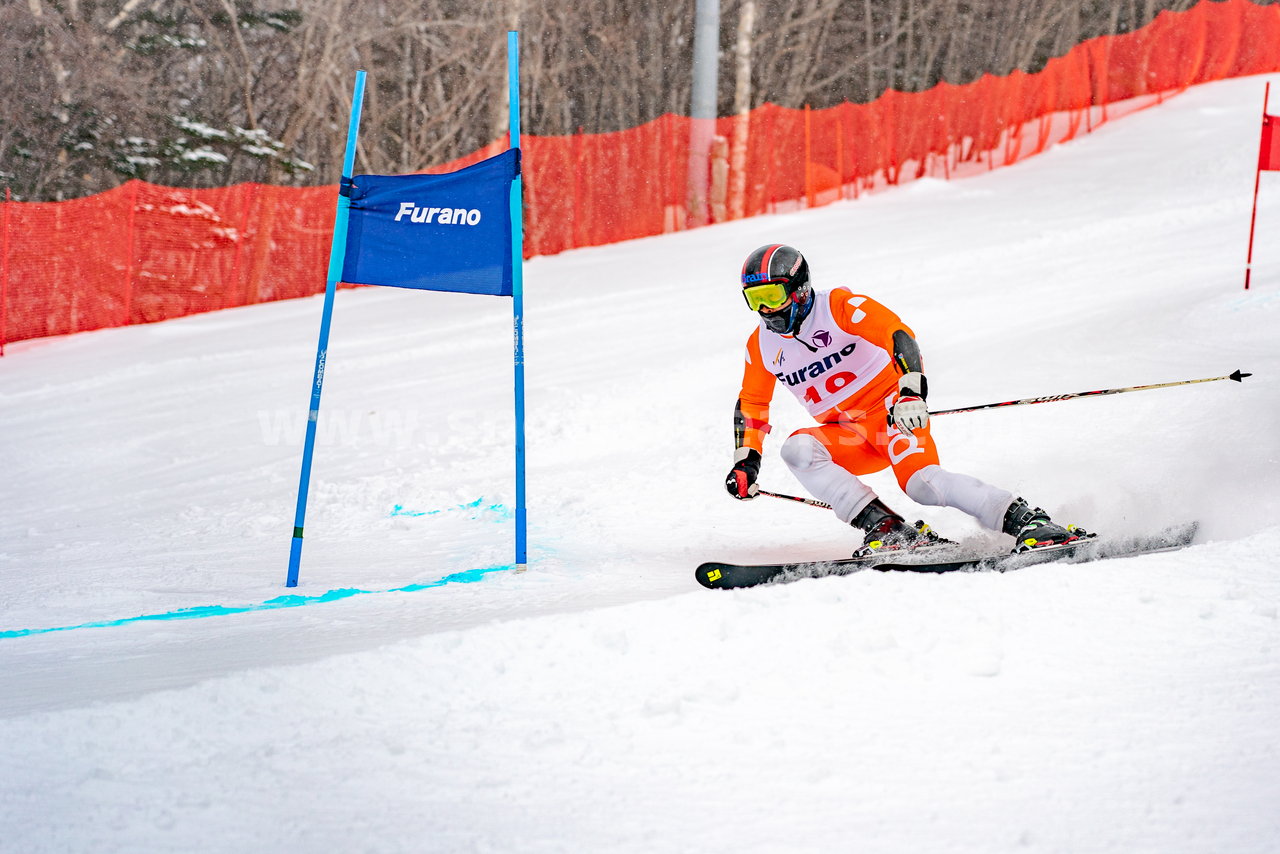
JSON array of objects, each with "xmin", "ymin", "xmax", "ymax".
[{"xmin": 2, "ymin": 75, "xmax": 1279, "ymax": 853}]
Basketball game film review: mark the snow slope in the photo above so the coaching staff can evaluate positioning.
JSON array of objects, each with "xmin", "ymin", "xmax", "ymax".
[{"xmin": 2, "ymin": 75, "xmax": 1278, "ymax": 853}]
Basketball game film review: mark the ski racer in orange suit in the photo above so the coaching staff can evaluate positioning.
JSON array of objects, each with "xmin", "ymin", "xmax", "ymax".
[{"xmin": 725, "ymin": 243, "xmax": 1083, "ymax": 555}]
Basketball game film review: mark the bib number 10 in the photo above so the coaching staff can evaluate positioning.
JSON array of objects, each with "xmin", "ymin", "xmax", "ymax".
[{"xmin": 802, "ymin": 371, "xmax": 858, "ymax": 407}]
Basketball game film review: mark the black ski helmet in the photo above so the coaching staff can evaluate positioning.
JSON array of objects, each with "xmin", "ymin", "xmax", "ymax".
[{"xmin": 741, "ymin": 244, "xmax": 814, "ymax": 335}]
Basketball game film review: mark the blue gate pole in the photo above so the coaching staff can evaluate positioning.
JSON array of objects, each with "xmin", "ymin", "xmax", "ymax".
[
  {"xmin": 508, "ymin": 31, "xmax": 528, "ymax": 573},
  {"xmin": 286, "ymin": 71, "xmax": 367, "ymax": 587}
]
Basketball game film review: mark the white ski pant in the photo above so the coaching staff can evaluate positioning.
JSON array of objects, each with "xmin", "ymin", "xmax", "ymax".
[{"xmin": 779, "ymin": 432, "xmax": 1012, "ymax": 531}]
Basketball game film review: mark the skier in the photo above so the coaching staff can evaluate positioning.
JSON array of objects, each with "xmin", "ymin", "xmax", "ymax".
[{"xmin": 724, "ymin": 243, "xmax": 1085, "ymax": 555}]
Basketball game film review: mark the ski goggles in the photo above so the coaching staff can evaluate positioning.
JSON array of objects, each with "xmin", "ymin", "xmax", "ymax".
[{"xmin": 742, "ymin": 281, "xmax": 792, "ymax": 311}]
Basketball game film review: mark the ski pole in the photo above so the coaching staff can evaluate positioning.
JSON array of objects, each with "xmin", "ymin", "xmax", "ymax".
[
  {"xmin": 761, "ymin": 369, "xmax": 1252, "ymax": 512},
  {"xmin": 757, "ymin": 488, "xmax": 832, "ymax": 509},
  {"xmin": 930, "ymin": 369, "xmax": 1251, "ymax": 417}
]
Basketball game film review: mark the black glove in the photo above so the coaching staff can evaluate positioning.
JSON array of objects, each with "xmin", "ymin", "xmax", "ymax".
[{"xmin": 725, "ymin": 448, "xmax": 762, "ymax": 500}]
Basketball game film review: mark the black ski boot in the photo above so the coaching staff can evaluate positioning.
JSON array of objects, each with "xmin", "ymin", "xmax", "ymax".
[
  {"xmin": 1002, "ymin": 498, "xmax": 1087, "ymax": 553},
  {"xmin": 852, "ymin": 498, "xmax": 952, "ymax": 557}
]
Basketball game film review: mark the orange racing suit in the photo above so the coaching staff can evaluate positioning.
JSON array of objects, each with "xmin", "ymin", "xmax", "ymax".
[{"xmin": 735, "ymin": 287, "xmax": 940, "ymax": 491}]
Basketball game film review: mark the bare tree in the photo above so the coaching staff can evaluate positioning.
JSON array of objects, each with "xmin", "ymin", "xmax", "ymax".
[{"xmin": 0, "ymin": 0, "xmax": 1256, "ymax": 200}]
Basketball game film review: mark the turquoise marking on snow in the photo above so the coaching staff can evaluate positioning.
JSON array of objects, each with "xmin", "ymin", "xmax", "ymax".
[
  {"xmin": 389, "ymin": 499, "xmax": 512, "ymax": 521},
  {"xmin": 396, "ymin": 564, "xmax": 501, "ymax": 589},
  {"xmin": 389, "ymin": 505, "xmax": 433, "ymax": 517},
  {"xmin": 0, "ymin": 564, "xmax": 512, "ymax": 640}
]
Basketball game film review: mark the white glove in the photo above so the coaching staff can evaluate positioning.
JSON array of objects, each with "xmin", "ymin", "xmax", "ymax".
[{"xmin": 891, "ymin": 372, "xmax": 929, "ymax": 433}]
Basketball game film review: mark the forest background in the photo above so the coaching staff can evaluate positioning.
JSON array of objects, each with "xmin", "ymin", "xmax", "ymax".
[{"xmin": 3, "ymin": 0, "xmax": 1249, "ymax": 202}]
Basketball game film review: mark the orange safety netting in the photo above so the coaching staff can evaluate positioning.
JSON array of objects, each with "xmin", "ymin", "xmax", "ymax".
[{"xmin": 2, "ymin": 0, "xmax": 1277, "ymax": 349}]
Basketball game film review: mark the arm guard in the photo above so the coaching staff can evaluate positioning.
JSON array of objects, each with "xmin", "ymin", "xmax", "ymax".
[
  {"xmin": 734, "ymin": 399, "xmax": 772, "ymax": 449},
  {"xmin": 892, "ymin": 330, "xmax": 928, "ymax": 399},
  {"xmin": 892, "ymin": 329, "xmax": 923, "ymax": 375}
]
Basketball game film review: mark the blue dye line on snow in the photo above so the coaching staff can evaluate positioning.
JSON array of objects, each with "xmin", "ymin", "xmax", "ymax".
[
  {"xmin": 390, "ymin": 498, "xmax": 512, "ymax": 521},
  {"xmin": 0, "ymin": 564, "xmax": 511, "ymax": 641}
]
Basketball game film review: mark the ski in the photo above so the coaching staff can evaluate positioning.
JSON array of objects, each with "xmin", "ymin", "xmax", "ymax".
[{"xmin": 695, "ymin": 522, "xmax": 1198, "ymax": 590}]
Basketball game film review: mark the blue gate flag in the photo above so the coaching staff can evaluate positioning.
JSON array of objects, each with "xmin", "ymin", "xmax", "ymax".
[
  {"xmin": 341, "ymin": 149, "xmax": 520, "ymax": 296},
  {"xmin": 288, "ymin": 37, "xmax": 528, "ymax": 589}
]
